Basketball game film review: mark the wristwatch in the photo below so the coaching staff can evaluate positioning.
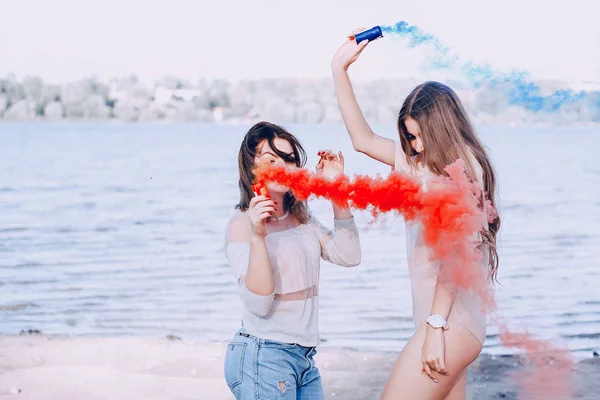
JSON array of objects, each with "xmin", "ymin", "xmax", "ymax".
[{"xmin": 426, "ymin": 314, "xmax": 449, "ymax": 330}]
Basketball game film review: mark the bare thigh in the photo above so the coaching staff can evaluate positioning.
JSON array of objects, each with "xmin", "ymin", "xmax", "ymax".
[
  {"xmin": 381, "ymin": 323, "xmax": 481, "ymax": 400},
  {"xmin": 444, "ymin": 368, "xmax": 467, "ymax": 400}
]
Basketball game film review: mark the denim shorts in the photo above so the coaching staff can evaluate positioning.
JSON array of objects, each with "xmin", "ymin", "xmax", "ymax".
[{"xmin": 224, "ymin": 328, "xmax": 324, "ymax": 400}]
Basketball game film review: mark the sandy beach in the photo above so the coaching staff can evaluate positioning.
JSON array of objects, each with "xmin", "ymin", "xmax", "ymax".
[{"xmin": 1, "ymin": 334, "xmax": 598, "ymax": 400}]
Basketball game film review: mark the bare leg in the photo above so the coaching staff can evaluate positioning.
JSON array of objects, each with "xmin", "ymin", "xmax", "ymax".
[
  {"xmin": 381, "ymin": 323, "xmax": 481, "ymax": 400},
  {"xmin": 444, "ymin": 368, "xmax": 467, "ymax": 400}
]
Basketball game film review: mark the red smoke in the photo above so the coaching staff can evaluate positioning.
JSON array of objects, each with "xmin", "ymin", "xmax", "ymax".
[
  {"xmin": 256, "ymin": 160, "xmax": 487, "ymax": 295},
  {"xmin": 495, "ymin": 319, "xmax": 573, "ymax": 399},
  {"xmin": 255, "ymin": 161, "xmax": 573, "ymax": 398}
]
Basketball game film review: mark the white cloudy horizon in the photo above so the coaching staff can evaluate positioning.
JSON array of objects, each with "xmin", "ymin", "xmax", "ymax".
[{"xmin": 1, "ymin": 0, "xmax": 599, "ymax": 85}]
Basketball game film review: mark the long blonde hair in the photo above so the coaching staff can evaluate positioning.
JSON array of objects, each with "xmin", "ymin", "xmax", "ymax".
[{"xmin": 398, "ymin": 81, "xmax": 501, "ymax": 281}]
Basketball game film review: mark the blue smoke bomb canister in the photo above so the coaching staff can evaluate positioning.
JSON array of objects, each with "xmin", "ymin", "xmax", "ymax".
[{"xmin": 354, "ymin": 26, "xmax": 383, "ymax": 43}]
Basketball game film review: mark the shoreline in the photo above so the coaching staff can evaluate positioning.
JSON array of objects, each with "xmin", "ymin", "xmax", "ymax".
[
  {"xmin": 0, "ymin": 119, "xmax": 599, "ymax": 127},
  {"xmin": 1, "ymin": 334, "xmax": 598, "ymax": 399},
  {"xmin": 2, "ymin": 76, "xmax": 598, "ymax": 125}
]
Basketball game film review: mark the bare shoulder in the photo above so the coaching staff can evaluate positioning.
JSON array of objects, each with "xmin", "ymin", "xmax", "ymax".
[
  {"xmin": 228, "ymin": 212, "xmax": 252, "ymax": 243},
  {"xmin": 393, "ymin": 141, "xmax": 414, "ymax": 175}
]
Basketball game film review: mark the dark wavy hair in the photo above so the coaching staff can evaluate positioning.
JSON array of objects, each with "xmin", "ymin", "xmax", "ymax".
[{"xmin": 235, "ymin": 121, "xmax": 309, "ymax": 223}]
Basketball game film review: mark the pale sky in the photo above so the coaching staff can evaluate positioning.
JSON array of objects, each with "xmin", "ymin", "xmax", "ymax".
[{"xmin": 1, "ymin": 0, "xmax": 598, "ymax": 84}]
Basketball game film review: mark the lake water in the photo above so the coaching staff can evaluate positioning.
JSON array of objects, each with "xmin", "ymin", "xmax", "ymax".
[{"xmin": 1, "ymin": 122, "xmax": 599, "ymax": 357}]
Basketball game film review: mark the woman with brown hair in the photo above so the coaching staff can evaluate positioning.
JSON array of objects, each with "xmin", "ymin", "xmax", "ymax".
[
  {"xmin": 330, "ymin": 30, "xmax": 501, "ymax": 400},
  {"xmin": 223, "ymin": 121, "xmax": 361, "ymax": 399}
]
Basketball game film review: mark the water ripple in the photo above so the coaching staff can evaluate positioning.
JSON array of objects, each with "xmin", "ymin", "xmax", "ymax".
[{"xmin": 0, "ymin": 123, "xmax": 598, "ymax": 357}]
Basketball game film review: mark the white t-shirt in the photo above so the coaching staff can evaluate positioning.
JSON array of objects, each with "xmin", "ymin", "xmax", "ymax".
[{"xmin": 225, "ymin": 213, "xmax": 360, "ymax": 347}]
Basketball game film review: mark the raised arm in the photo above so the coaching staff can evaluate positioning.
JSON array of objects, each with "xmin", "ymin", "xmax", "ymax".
[{"xmin": 331, "ymin": 33, "xmax": 396, "ymax": 167}]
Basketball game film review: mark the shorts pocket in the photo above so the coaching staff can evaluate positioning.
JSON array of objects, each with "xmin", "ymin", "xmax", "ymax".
[
  {"xmin": 261, "ymin": 339, "xmax": 297, "ymax": 349},
  {"xmin": 224, "ymin": 342, "xmax": 247, "ymax": 389}
]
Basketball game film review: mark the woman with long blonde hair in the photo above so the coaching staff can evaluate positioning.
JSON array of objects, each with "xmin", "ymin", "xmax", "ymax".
[{"xmin": 331, "ymin": 31, "xmax": 500, "ymax": 399}]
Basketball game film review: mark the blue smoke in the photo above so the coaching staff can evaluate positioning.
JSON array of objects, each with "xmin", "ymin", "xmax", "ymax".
[{"xmin": 381, "ymin": 21, "xmax": 598, "ymax": 115}]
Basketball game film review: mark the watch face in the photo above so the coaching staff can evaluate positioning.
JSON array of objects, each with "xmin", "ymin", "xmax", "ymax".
[{"xmin": 428, "ymin": 315, "xmax": 445, "ymax": 328}]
